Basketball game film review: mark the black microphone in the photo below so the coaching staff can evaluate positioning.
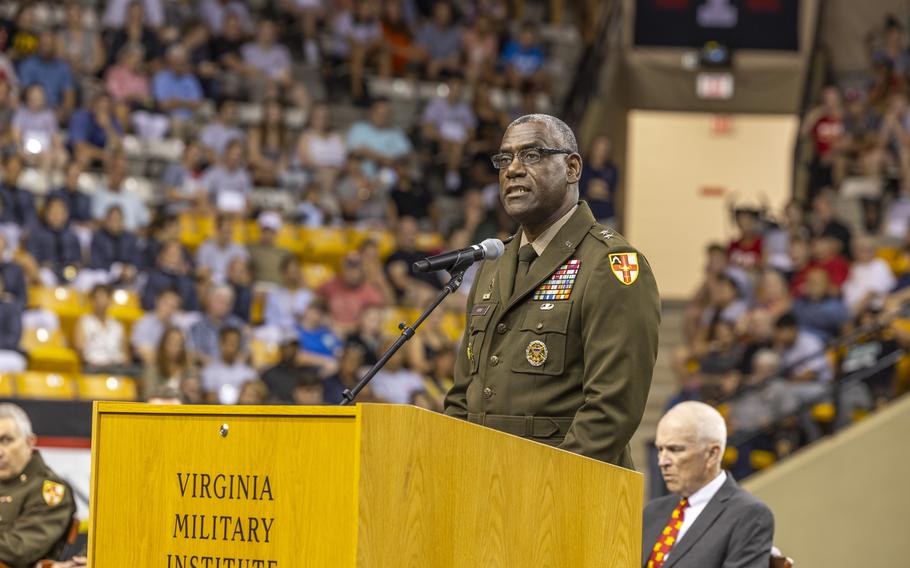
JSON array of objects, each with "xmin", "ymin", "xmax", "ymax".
[{"xmin": 413, "ymin": 238, "xmax": 505, "ymax": 273}]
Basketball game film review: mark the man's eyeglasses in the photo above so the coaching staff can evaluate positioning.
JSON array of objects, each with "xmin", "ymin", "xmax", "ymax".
[{"xmin": 490, "ymin": 147, "xmax": 572, "ymax": 170}]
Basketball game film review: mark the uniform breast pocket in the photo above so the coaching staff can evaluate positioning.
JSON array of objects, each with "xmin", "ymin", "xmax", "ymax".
[
  {"xmin": 511, "ymin": 301, "xmax": 572, "ymax": 376},
  {"xmin": 467, "ymin": 303, "xmax": 496, "ymax": 374}
]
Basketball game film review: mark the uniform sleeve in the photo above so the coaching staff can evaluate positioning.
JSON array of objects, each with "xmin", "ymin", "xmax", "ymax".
[
  {"xmin": 443, "ymin": 269, "xmax": 482, "ymax": 420},
  {"xmin": 722, "ymin": 502, "xmax": 774, "ymax": 568},
  {"xmin": 559, "ymin": 249, "xmax": 660, "ymax": 465},
  {"xmin": 0, "ymin": 481, "xmax": 75, "ymax": 566}
]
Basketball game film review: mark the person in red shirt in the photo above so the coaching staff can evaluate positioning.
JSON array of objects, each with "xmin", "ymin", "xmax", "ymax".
[
  {"xmin": 803, "ymin": 86, "xmax": 846, "ymax": 201},
  {"xmin": 727, "ymin": 208, "xmax": 763, "ymax": 271},
  {"xmin": 317, "ymin": 252, "xmax": 386, "ymax": 334},
  {"xmin": 791, "ymin": 235, "xmax": 850, "ymax": 296}
]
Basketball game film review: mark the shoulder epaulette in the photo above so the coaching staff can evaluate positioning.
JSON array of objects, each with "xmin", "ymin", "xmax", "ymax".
[{"xmin": 589, "ymin": 225, "xmax": 622, "ymax": 247}]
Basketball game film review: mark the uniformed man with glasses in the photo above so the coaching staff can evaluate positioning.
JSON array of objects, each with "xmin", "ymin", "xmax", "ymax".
[{"xmin": 444, "ymin": 114, "xmax": 660, "ymax": 468}]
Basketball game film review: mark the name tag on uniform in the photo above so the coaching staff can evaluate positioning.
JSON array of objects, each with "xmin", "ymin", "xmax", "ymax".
[{"xmin": 471, "ymin": 304, "xmax": 492, "ymax": 316}]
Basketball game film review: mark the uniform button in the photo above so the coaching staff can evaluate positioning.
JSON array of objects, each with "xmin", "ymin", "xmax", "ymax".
[
  {"xmin": 482, "ymin": 387, "xmax": 493, "ymax": 399},
  {"xmin": 536, "ymin": 322, "xmax": 544, "ymax": 330},
  {"xmin": 496, "ymin": 323, "xmax": 508, "ymax": 334},
  {"xmin": 489, "ymin": 355, "xmax": 500, "ymax": 366}
]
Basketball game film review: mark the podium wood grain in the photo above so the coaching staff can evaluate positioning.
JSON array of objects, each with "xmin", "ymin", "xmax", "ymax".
[
  {"xmin": 356, "ymin": 405, "xmax": 641, "ymax": 567},
  {"xmin": 89, "ymin": 403, "xmax": 641, "ymax": 567}
]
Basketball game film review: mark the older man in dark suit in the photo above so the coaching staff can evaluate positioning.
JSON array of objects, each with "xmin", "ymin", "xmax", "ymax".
[{"xmin": 643, "ymin": 401, "xmax": 774, "ymax": 568}]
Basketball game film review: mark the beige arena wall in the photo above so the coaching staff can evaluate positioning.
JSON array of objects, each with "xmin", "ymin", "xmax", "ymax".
[
  {"xmin": 624, "ymin": 110, "xmax": 799, "ymax": 300},
  {"xmin": 743, "ymin": 394, "xmax": 910, "ymax": 567}
]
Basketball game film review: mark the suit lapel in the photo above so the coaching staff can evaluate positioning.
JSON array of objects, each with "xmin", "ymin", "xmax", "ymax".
[
  {"xmin": 663, "ymin": 476, "xmax": 739, "ymax": 568},
  {"xmin": 504, "ymin": 203, "xmax": 596, "ymax": 313}
]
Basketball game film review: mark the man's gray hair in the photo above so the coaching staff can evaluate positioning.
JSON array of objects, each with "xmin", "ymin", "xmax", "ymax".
[
  {"xmin": 506, "ymin": 113, "xmax": 579, "ymax": 153},
  {"xmin": 0, "ymin": 403, "xmax": 34, "ymax": 439},
  {"xmin": 665, "ymin": 401, "xmax": 727, "ymax": 454}
]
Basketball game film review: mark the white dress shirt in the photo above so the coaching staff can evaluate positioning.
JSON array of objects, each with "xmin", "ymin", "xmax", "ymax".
[{"xmin": 667, "ymin": 471, "xmax": 727, "ymax": 560}]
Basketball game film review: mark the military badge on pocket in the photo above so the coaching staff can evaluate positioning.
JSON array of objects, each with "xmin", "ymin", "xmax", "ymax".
[{"xmin": 526, "ymin": 340, "xmax": 548, "ymax": 367}]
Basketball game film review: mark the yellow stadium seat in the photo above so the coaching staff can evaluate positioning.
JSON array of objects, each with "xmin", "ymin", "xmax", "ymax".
[
  {"xmin": 877, "ymin": 246, "xmax": 910, "ymax": 276},
  {"xmin": 301, "ymin": 263, "xmax": 336, "ymax": 290},
  {"xmin": 230, "ymin": 218, "xmax": 249, "ymax": 244},
  {"xmin": 22, "ymin": 328, "xmax": 81, "ymax": 375},
  {"xmin": 276, "ymin": 226, "xmax": 305, "ymax": 256},
  {"xmin": 109, "ymin": 289, "xmax": 145, "ymax": 337},
  {"xmin": 250, "ymin": 292, "xmax": 265, "ymax": 325},
  {"xmin": 348, "ymin": 228, "xmax": 396, "ymax": 260},
  {"xmin": 811, "ymin": 402, "xmax": 836, "ymax": 424},
  {"xmin": 77, "ymin": 375, "xmax": 138, "ymax": 401},
  {"xmin": 852, "ymin": 408, "xmax": 870, "ymax": 423},
  {"xmin": 749, "ymin": 449, "xmax": 776, "ymax": 470},
  {"xmin": 299, "ymin": 227, "xmax": 350, "ymax": 265},
  {"xmin": 21, "ymin": 327, "xmax": 67, "ymax": 351},
  {"xmin": 15, "ymin": 372, "xmax": 76, "ymax": 400},
  {"xmin": 250, "ymin": 339, "xmax": 281, "ymax": 370},
  {"xmin": 0, "ymin": 373, "xmax": 13, "ymax": 396},
  {"xmin": 178, "ymin": 213, "xmax": 215, "ymax": 250},
  {"xmin": 441, "ymin": 311, "xmax": 466, "ymax": 343},
  {"xmin": 247, "ymin": 223, "xmax": 306, "ymax": 256},
  {"xmin": 415, "ymin": 232, "xmax": 445, "ymax": 252},
  {"xmin": 384, "ymin": 308, "xmax": 410, "ymax": 335},
  {"xmin": 27, "ymin": 287, "xmax": 88, "ymax": 341}
]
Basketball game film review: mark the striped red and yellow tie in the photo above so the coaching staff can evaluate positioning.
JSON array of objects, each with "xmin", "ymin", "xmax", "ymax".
[{"xmin": 646, "ymin": 498, "xmax": 689, "ymax": 568}]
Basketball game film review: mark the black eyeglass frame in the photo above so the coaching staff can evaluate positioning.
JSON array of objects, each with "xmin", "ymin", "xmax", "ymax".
[{"xmin": 490, "ymin": 147, "xmax": 573, "ymax": 169}]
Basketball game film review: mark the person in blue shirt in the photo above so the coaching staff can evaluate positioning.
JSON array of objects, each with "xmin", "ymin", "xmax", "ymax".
[
  {"xmin": 26, "ymin": 195, "xmax": 82, "ymax": 284},
  {"xmin": 17, "ymin": 30, "xmax": 75, "ymax": 118},
  {"xmin": 67, "ymin": 92, "xmax": 123, "ymax": 165},
  {"xmin": 47, "ymin": 161, "xmax": 93, "ymax": 225},
  {"xmin": 90, "ymin": 152, "xmax": 150, "ymax": 233},
  {"xmin": 90, "ymin": 205, "xmax": 140, "ymax": 284},
  {"xmin": 501, "ymin": 23, "xmax": 547, "ymax": 91},
  {"xmin": 297, "ymin": 301, "xmax": 342, "ymax": 376},
  {"xmin": 152, "ymin": 45, "xmax": 204, "ymax": 122},
  {"xmin": 0, "ymin": 154, "xmax": 36, "ymax": 228},
  {"xmin": 346, "ymin": 99, "xmax": 414, "ymax": 175},
  {"xmin": 792, "ymin": 267, "xmax": 850, "ymax": 341}
]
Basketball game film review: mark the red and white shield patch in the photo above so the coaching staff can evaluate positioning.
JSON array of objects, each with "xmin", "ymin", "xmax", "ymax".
[{"xmin": 609, "ymin": 253, "xmax": 639, "ymax": 285}]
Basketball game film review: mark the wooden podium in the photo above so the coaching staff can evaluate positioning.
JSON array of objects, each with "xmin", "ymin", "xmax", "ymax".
[{"xmin": 89, "ymin": 403, "xmax": 642, "ymax": 567}]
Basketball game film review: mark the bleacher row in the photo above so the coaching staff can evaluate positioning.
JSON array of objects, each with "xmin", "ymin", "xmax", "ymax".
[
  {"xmin": 20, "ymin": 275, "xmax": 467, "ymax": 400},
  {"xmin": 0, "ymin": 370, "xmax": 136, "ymax": 400}
]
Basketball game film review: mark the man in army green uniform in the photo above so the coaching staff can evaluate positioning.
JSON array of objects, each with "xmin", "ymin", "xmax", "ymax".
[
  {"xmin": 0, "ymin": 403, "xmax": 76, "ymax": 568},
  {"xmin": 444, "ymin": 114, "xmax": 660, "ymax": 469}
]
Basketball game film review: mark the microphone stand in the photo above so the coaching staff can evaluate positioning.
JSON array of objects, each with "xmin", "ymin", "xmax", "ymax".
[{"xmin": 340, "ymin": 268, "xmax": 466, "ymax": 405}]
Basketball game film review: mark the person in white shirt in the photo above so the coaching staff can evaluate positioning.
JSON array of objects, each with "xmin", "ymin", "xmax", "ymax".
[
  {"xmin": 643, "ymin": 402, "xmax": 774, "ymax": 568},
  {"xmin": 263, "ymin": 256, "xmax": 314, "ymax": 332},
  {"xmin": 200, "ymin": 326, "xmax": 257, "ymax": 404},
  {"xmin": 196, "ymin": 215, "xmax": 248, "ymax": 284},
  {"xmin": 74, "ymin": 284, "xmax": 129, "ymax": 372},
  {"xmin": 200, "ymin": 139, "xmax": 253, "ymax": 216},
  {"xmin": 369, "ymin": 340, "xmax": 425, "ymax": 404},
  {"xmin": 842, "ymin": 236, "xmax": 897, "ymax": 314}
]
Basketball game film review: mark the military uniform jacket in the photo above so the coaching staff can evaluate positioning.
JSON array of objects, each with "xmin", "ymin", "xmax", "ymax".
[
  {"xmin": 0, "ymin": 451, "xmax": 76, "ymax": 568},
  {"xmin": 444, "ymin": 201, "xmax": 660, "ymax": 468}
]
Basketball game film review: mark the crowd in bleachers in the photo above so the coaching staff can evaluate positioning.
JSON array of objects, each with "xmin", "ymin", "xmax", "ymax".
[
  {"xmin": 673, "ymin": 13, "xmax": 910, "ymax": 478},
  {"xmin": 0, "ymin": 0, "xmax": 615, "ymax": 409}
]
